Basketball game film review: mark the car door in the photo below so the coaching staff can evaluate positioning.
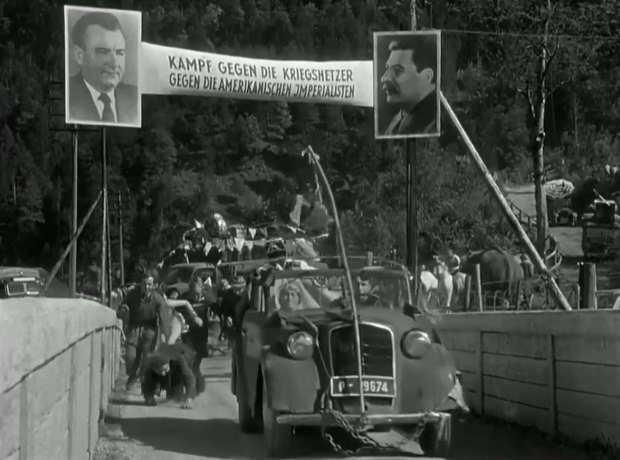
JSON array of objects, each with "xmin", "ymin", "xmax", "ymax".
[{"xmin": 240, "ymin": 278, "xmax": 268, "ymax": 404}]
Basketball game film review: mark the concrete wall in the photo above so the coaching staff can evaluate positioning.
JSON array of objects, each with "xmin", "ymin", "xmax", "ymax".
[
  {"xmin": 435, "ymin": 310, "xmax": 620, "ymax": 445},
  {"xmin": 0, "ymin": 298, "xmax": 122, "ymax": 460}
]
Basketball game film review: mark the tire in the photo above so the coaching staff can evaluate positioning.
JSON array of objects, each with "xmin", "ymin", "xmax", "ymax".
[
  {"xmin": 236, "ymin": 362, "xmax": 260, "ymax": 433},
  {"xmin": 418, "ymin": 414, "xmax": 452, "ymax": 457},
  {"xmin": 262, "ymin": 381, "xmax": 294, "ymax": 458}
]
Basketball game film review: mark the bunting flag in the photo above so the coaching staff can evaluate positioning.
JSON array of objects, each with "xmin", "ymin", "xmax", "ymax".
[
  {"xmin": 234, "ymin": 237, "xmax": 245, "ymax": 251},
  {"xmin": 246, "ymin": 241, "xmax": 254, "ymax": 251},
  {"xmin": 259, "ymin": 227, "xmax": 269, "ymax": 238},
  {"xmin": 249, "ymin": 228, "xmax": 257, "ymax": 239},
  {"xmin": 204, "ymin": 242, "xmax": 212, "ymax": 254}
]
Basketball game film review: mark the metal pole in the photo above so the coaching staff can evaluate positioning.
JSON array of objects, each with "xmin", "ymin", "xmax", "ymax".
[
  {"xmin": 106, "ymin": 194, "xmax": 113, "ymax": 307},
  {"xmin": 440, "ymin": 92, "xmax": 572, "ymax": 311},
  {"xmin": 100, "ymin": 127, "xmax": 108, "ymax": 305},
  {"xmin": 70, "ymin": 127, "xmax": 78, "ymax": 297},
  {"xmin": 118, "ymin": 192, "xmax": 125, "ymax": 286}
]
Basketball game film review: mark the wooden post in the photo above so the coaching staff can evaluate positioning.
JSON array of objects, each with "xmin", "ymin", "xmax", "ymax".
[
  {"xmin": 440, "ymin": 92, "xmax": 572, "ymax": 311},
  {"xmin": 580, "ymin": 262, "xmax": 597, "ymax": 309},
  {"xmin": 406, "ymin": 0, "xmax": 419, "ymax": 299},
  {"xmin": 70, "ymin": 127, "xmax": 78, "ymax": 298},
  {"xmin": 465, "ymin": 275, "xmax": 472, "ymax": 311},
  {"xmin": 475, "ymin": 263, "xmax": 483, "ymax": 312},
  {"xmin": 547, "ymin": 334, "xmax": 558, "ymax": 435},
  {"xmin": 366, "ymin": 251, "xmax": 373, "ymax": 266}
]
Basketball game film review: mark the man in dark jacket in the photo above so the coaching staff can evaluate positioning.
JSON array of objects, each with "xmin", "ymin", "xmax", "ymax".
[
  {"xmin": 141, "ymin": 342, "xmax": 197, "ymax": 408},
  {"xmin": 120, "ymin": 270, "xmax": 173, "ymax": 390}
]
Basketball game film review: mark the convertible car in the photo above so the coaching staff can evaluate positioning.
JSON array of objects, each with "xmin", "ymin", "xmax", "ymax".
[{"xmin": 231, "ymin": 256, "xmax": 468, "ymax": 458}]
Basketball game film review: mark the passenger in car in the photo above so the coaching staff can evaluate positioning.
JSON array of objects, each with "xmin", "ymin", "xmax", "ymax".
[{"xmin": 276, "ymin": 279, "xmax": 321, "ymax": 311}]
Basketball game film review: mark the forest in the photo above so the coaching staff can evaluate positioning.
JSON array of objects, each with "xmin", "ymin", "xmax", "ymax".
[{"xmin": 1, "ymin": 0, "xmax": 619, "ymax": 282}]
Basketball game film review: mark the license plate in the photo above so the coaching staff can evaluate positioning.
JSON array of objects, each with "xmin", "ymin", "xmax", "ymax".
[{"xmin": 330, "ymin": 376, "xmax": 395, "ymax": 397}]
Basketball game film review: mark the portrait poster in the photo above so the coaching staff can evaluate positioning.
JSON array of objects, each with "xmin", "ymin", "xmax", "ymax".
[
  {"xmin": 64, "ymin": 5, "xmax": 142, "ymax": 128},
  {"xmin": 373, "ymin": 30, "xmax": 441, "ymax": 139}
]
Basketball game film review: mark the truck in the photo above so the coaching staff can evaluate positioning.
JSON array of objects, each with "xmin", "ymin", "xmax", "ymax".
[{"xmin": 581, "ymin": 199, "xmax": 620, "ymax": 260}]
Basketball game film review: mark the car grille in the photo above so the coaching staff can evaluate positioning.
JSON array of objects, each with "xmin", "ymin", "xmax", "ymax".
[{"xmin": 329, "ymin": 323, "xmax": 393, "ymax": 377}]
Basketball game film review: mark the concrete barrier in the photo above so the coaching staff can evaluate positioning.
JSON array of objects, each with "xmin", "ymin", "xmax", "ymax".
[
  {"xmin": 435, "ymin": 310, "xmax": 620, "ymax": 445},
  {"xmin": 0, "ymin": 298, "xmax": 122, "ymax": 460}
]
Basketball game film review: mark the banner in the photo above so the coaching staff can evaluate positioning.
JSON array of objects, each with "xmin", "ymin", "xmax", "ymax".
[
  {"xmin": 64, "ymin": 6, "xmax": 142, "ymax": 128},
  {"xmin": 373, "ymin": 30, "xmax": 441, "ymax": 139},
  {"xmin": 140, "ymin": 42, "xmax": 374, "ymax": 107}
]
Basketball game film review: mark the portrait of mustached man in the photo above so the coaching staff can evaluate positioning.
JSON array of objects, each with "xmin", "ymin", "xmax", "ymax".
[{"xmin": 380, "ymin": 34, "xmax": 438, "ymax": 136}]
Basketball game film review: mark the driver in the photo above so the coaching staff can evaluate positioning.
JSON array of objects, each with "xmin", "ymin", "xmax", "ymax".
[{"xmin": 356, "ymin": 272, "xmax": 379, "ymax": 307}]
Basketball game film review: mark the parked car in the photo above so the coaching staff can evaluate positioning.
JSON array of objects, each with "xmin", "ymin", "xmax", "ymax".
[
  {"xmin": 161, "ymin": 262, "xmax": 219, "ymax": 298},
  {"xmin": 231, "ymin": 256, "xmax": 468, "ymax": 458},
  {"xmin": 0, "ymin": 266, "xmax": 76, "ymax": 299}
]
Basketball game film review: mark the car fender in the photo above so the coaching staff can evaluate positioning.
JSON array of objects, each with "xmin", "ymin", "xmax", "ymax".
[
  {"xmin": 262, "ymin": 351, "xmax": 320, "ymax": 413},
  {"xmin": 400, "ymin": 343, "xmax": 460, "ymax": 413}
]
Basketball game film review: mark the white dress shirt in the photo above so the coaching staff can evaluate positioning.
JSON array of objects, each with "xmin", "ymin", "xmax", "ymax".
[{"xmin": 83, "ymin": 79, "xmax": 118, "ymax": 122}]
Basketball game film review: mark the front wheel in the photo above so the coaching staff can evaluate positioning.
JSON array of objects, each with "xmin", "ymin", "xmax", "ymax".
[
  {"xmin": 262, "ymin": 381, "xmax": 294, "ymax": 458},
  {"xmin": 418, "ymin": 414, "xmax": 452, "ymax": 457}
]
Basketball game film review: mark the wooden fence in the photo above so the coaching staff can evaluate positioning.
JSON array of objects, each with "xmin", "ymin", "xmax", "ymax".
[{"xmin": 436, "ymin": 310, "xmax": 620, "ymax": 446}]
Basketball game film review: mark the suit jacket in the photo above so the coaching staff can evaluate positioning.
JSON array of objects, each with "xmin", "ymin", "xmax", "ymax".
[
  {"xmin": 384, "ymin": 90, "xmax": 438, "ymax": 136},
  {"xmin": 68, "ymin": 74, "xmax": 139, "ymax": 124}
]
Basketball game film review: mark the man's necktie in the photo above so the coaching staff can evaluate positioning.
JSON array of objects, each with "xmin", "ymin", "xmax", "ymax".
[{"xmin": 98, "ymin": 93, "xmax": 115, "ymax": 122}]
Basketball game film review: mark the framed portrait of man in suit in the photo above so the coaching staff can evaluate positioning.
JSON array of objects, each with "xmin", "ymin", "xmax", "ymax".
[
  {"xmin": 373, "ymin": 30, "xmax": 441, "ymax": 140},
  {"xmin": 64, "ymin": 5, "xmax": 142, "ymax": 128}
]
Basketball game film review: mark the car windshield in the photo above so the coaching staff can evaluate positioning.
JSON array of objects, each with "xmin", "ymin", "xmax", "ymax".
[
  {"xmin": 268, "ymin": 270, "xmax": 410, "ymax": 314},
  {"xmin": 164, "ymin": 266, "xmax": 195, "ymax": 285}
]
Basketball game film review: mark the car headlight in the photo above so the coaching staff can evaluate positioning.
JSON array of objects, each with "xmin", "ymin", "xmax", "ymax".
[
  {"xmin": 401, "ymin": 330, "xmax": 431, "ymax": 359},
  {"xmin": 286, "ymin": 331, "xmax": 314, "ymax": 360}
]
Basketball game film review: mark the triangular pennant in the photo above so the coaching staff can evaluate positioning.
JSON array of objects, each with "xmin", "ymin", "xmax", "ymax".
[
  {"xmin": 259, "ymin": 227, "xmax": 269, "ymax": 238},
  {"xmin": 234, "ymin": 237, "xmax": 245, "ymax": 252},
  {"xmin": 249, "ymin": 228, "xmax": 257, "ymax": 239},
  {"xmin": 204, "ymin": 242, "xmax": 212, "ymax": 254},
  {"xmin": 246, "ymin": 241, "xmax": 254, "ymax": 250}
]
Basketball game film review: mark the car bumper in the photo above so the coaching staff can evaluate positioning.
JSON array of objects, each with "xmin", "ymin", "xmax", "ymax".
[{"xmin": 276, "ymin": 411, "xmax": 446, "ymax": 426}]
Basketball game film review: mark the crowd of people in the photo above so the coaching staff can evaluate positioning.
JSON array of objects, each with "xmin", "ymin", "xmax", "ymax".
[{"xmin": 116, "ymin": 268, "xmax": 248, "ymax": 409}]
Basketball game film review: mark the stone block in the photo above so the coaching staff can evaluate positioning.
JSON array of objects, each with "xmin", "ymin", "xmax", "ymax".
[
  {"xmin": 0, "ymin": 383, "xmax": 21, "ymax": 458},
  {"xmin": 31, "ymin": 391, "xmax": 69, "ymax": 460},
  {"xmin": 29, "ymin": 349, "xmax": 71, "ymax": 419}
]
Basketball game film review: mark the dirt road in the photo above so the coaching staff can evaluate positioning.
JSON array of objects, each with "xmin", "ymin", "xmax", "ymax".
[{"xmin": 97, "ymin": 353, "xmax": 596, "ymax": 460}]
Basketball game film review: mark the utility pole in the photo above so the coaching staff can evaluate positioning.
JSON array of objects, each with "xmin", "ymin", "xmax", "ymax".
[{"xmin": 406, "ymin": 0, "xmax": 419, "ymax": 296}]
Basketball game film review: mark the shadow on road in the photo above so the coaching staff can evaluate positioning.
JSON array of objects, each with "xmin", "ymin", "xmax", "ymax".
[{"xmin": 119, "ymin": 416, "xmax": 263, "ymax": 459}]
